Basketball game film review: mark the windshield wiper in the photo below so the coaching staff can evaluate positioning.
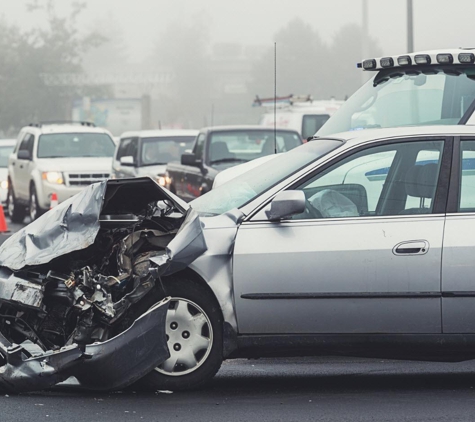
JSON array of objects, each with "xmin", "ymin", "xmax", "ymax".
[{"xmin": 210, "ymin": 158, "xmax": 248, "ymax": 165}]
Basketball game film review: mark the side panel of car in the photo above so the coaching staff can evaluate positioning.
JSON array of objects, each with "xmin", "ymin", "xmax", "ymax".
[
  {"xmin": 14, "ymin": 132, "xmax": 36, "ymax": 201},
  {"xmin": 233, "ymin": 136, "xmax": 451, "ymax": 335}
]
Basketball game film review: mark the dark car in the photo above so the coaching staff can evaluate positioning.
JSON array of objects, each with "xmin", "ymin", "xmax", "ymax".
[{"xmin": 165, "ymin": 125, "xmax": 303, "ymax": 201}]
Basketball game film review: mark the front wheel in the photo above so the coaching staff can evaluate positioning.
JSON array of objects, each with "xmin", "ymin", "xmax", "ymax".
[
  {"xmin": 7, "ymin": 185, "xmax": 26, "ymax": 223},
  {"xmin": 29, "ymin": 184, "xmax": 45, "ymax": 221},
  {"xmin": 138, "ymin": 276, "xmax": 223, "ymax": 391}
]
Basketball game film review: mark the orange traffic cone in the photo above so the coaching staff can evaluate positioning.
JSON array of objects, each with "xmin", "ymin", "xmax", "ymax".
[
  {"xmin": 0, "ymin": 205, "xmax": 8, "ymax": 232},
  {"xmin": 50, "ymin": 192, "xmax": 58, "ymax": 209}
]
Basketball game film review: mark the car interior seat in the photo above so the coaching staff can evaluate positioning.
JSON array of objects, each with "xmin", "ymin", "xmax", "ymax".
[{"xmin": 400, "ymin": 163, "xmax": 438, "ymax": 214}]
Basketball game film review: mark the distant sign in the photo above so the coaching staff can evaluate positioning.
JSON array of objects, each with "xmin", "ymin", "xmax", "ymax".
[{"xmin": 72, "ymin": 98, "xmax": 141, "ymax": 136}]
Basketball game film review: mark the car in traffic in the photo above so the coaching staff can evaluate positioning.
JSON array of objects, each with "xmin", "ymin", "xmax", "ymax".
[
  {"xmin": 317, "ymin": 48, "xmax": 475, "ymax": 137},
  {"xmin": 7, "ymin": 121, "xmax": 115, "ymax": 223},
  {"xmin": 111, "ymin": 130, "xmax": 198, "ymax": 187},
  {"xmin": 256, "ymin": 95, "xmax": 343, "ymax": 139},
  {"xmin": 0, "ymin": 139, "xmax": 16, "ymax": 206},
  {"xmin": 3, "ymin": 125, "xmax": 475, "ymax": 392},
  {"xmin": 165, "ymin": 125, "xmax": 303, "ymax": 200}
]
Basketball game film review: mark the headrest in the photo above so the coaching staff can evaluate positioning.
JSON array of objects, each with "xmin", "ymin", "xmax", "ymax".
[{"xmin": 405, "ymin": 163, "xmax": 438, "ymax": 198}]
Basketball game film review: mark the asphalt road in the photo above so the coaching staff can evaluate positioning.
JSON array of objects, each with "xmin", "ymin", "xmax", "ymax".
[{"xmin": 2, "ymin": 218, "xmax": 475, "ymax": 422}]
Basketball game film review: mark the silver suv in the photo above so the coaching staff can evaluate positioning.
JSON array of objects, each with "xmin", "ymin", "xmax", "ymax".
[{"xmin": 7, "ymin": 121, "xmax": 116, "ymax": 222}]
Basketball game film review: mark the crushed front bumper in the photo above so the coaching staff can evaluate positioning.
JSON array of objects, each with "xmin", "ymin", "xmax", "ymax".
[{"xmin": 0, "ymin": 298, "xmax": 170, "ymax": 393}]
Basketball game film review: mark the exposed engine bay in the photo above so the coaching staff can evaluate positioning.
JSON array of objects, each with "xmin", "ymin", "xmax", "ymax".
[{"xmin": 0, "ymin": 178, "xmax": 207, "ymax": 393}]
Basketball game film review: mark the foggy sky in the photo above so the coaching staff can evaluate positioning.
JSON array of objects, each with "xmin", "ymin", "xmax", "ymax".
[{"xmin": 2, "ymin": 0, "xmax": 475, "ymax": 63}]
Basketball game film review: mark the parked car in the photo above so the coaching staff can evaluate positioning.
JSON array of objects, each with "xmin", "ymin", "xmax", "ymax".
[
  {"xmin": 317, "ymin": 48, "xmax": 475, "ymax": 137},
  {"xmin": 7, "ymin": 121, "xmax": 115, "ymax": 223},
  {"xmin": 165, "ymin": 125, "xmax": 303, "ymax": 201},
  {"xmin": 111, "ymin": 130, "xmax": 198, "ymax": 186},
  {"xmin": 3, "ymin": 125, "xmax": 475, "ymax": 393},
  {"xmin": 0, "ymin": 139, "xmax": 16, "ymax": 206}
]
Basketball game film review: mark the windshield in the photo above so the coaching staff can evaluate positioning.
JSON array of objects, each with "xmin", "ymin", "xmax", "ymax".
[
  {"xmin": 37, "ymin": 133, "xmax": 115, "ymax": 158},
  {"xmin": 191, "ymin": 139, "xmax": 342, "ymax": 216},
  {"xmin": 317, "ymin": 67, "xmax": 475, "ymax": 136},
  {"xmin": 141, "ymin": 136, "xmax": 195, "ymax": 165},
  {"xmin": 0, "ymin": 145, "xmax": 14, "ymax": 167},
  {"xmin": 208, "ymin": 130, "xmax": 302, "ymax": 165}
]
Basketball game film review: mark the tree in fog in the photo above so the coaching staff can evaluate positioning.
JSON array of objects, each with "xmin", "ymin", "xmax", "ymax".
[
  {"xmin": 249, "ymin": 18, "xmax": 331, "ymax": 100},
  {"xmin": 327, "ymin": 23, "xmax": 382, "ymax": 99},
  {"xmin": 0, "ymin": 1, "xmax": 105, "ymax": 135},
  {"xmin": 249, "ymin": 19, "xmax": 381, "ymax": 101},
  {"xmin": 150, "ymin": 15, "xmax": 213, "ymax": 128}
]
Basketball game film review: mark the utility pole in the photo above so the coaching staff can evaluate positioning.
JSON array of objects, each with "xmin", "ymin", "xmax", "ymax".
[{"xmin": 407, "ymin": 0, "xmax": 414, "ymax": 52}]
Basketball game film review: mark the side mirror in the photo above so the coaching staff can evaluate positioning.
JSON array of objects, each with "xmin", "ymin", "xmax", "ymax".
[
  {"xmin": 17, "ymin": 150, "xmax": 31, "ymax": 160},
  {"xmin": 181, "ymin": 151, "xmax": 202, "ymax": 167},
  {"xmin": 265, "ymin": 190, "xmax": 306, "ymax": 221},
  {"xmin": 120, "ymin": 156, "xmax": 134, "ymax": 166}
]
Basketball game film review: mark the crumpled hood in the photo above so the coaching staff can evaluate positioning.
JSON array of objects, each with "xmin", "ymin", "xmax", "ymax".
[{"xmin": 0, "ymin": 177, "xmax": 196, "ymax": 272}]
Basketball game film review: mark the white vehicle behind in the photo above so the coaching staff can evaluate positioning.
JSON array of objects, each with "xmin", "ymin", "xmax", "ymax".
[
  {"xmin": 7, "ymin": 121, "xmax": 116, "ymax": 223},
  {"xmin": 256, "ymin": 95, "xmax": 343, "ymax": 139}
]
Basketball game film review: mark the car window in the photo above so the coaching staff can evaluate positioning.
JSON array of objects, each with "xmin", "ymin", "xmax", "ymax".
[
  {"xmin": 208, "ymin": 130, "xmax": 301, "ymax": 165},
  {"xmin": 193, "ymin": 133, "xmax": 206, "ymax": 159},
  {"xmin": 459, "ymin": 140, "xmax": 475, "ymax": 211},
  {"xmin": 302, "ymin": 114, "xmax": 330, "ymax": 139},
  {"xmin": 18, "ymin": 133, "xmax": 34, "ymax": 159},
  {"xmin": 37, "ymin": 133, "xmax": 115, "ymax": 158},
  {"xmin": 292, "ymin": 140, "xmax": 444, "ymax": 219},
  {"xmin": 141, "ymin": 136, "xmax": 195, "ymax": 166},
  {"xmin": 115, "ymin": 138, "xmax": 137, "ymax": 161}
]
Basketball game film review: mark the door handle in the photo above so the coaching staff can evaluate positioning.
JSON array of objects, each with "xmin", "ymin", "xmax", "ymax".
[
  {"xmin": 393, "ymin": 240, "xmax": 429, "ymax": 256},
  {"xmin": 19, "ymin": 164, "xmax": 23, "ymax": 169}
]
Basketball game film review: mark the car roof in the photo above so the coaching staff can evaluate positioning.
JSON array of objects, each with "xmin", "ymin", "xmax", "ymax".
[
  {"xmin": 200, "ymin": 125, "xmax": 302, "ymax": 134},
  {"xmin": 120, "ymin": 130, "xmax": 199, "ymax": 139},
  {"xmin": 319, "ymin": 125, "xmax": 475, "ymax": 146},
  {"xmin": 0, "ymin": 139, "xmax": 17, "ymax": 147}
]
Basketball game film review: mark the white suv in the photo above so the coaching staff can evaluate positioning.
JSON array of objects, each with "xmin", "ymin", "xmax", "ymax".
[{"xmin": 7, "ymin": 122, "xmax": 116, "ymax": 222}]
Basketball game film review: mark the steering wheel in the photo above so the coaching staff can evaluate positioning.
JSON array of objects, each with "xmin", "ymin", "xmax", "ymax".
[{"xmin": 302, "ymin": 198, "xmax": 322, "ymax": 219}]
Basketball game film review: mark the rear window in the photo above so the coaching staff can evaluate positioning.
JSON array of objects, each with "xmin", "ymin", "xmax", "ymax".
[
  {"xmin": 302, "ymin": 114, "xmax": 330, "ymax": 138},
  {"xmin": 38, "ymin": 133, "xmax": 115, "ymax": 158}
]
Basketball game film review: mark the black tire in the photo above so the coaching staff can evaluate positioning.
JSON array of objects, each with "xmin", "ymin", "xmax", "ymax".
[
  {"xmin": 7, "ymin": 184, "xmax": 26, "ymax": 223},
  {"xmin": 29, "ymin": 184, "xmax": 45, "ymax": 221},
  {"xmin": 137, "ymin": 275, "xmax": 223, "ymax": 391}
]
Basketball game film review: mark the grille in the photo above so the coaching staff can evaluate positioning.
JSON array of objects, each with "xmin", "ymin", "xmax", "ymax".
[{"xmin": 67, "ymin": 173, "xmax": 109, "ymax": 186}]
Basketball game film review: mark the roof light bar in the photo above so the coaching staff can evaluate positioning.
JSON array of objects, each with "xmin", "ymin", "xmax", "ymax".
[
  {"xmin": 459, "ymin": 52, "xmax": 475, "ymax": 64},
  {"xmin": 397, "ymin": 55, "xmax": 412, "ymax": 66},
  {"xmin": 414, "ymin": 54, "xmax": 431, "ymax": 65},
  {"xmin": 362, "ymin": 59, "xmax": 377, "ymax": 70},
  {"xmin": 380, "ymin": 57, "xmax": 394, "ymax": 68},
  {"xmin": 436, "ymin": 53, "xmax": 453, "ymax": 64}
]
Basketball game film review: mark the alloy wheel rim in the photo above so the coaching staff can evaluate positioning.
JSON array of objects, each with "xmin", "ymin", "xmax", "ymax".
[{"xmin": 155, "ymin": 297, "xmax": 213, "ymax": 377}]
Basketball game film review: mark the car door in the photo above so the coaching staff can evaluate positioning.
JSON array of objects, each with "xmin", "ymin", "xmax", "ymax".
[
  {"xmin": 233, "ymin": 137, "xmax": 450, "ymax": 334},
  {"xmin": 441, "ymin": 137, "xmax": 475, "ymax": 333},
  {"xmin": 15, "ymin": 133, "xmax": 35, "ymax": 200}
]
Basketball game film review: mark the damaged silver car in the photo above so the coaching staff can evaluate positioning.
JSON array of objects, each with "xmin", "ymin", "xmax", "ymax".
[
  {"xmin": 0, "ymin": 177, "xmax": 206, "ymax": 392},
  {"xmin": 5, "ymin": 125, "xmax": 475, "ymax": 393}
]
